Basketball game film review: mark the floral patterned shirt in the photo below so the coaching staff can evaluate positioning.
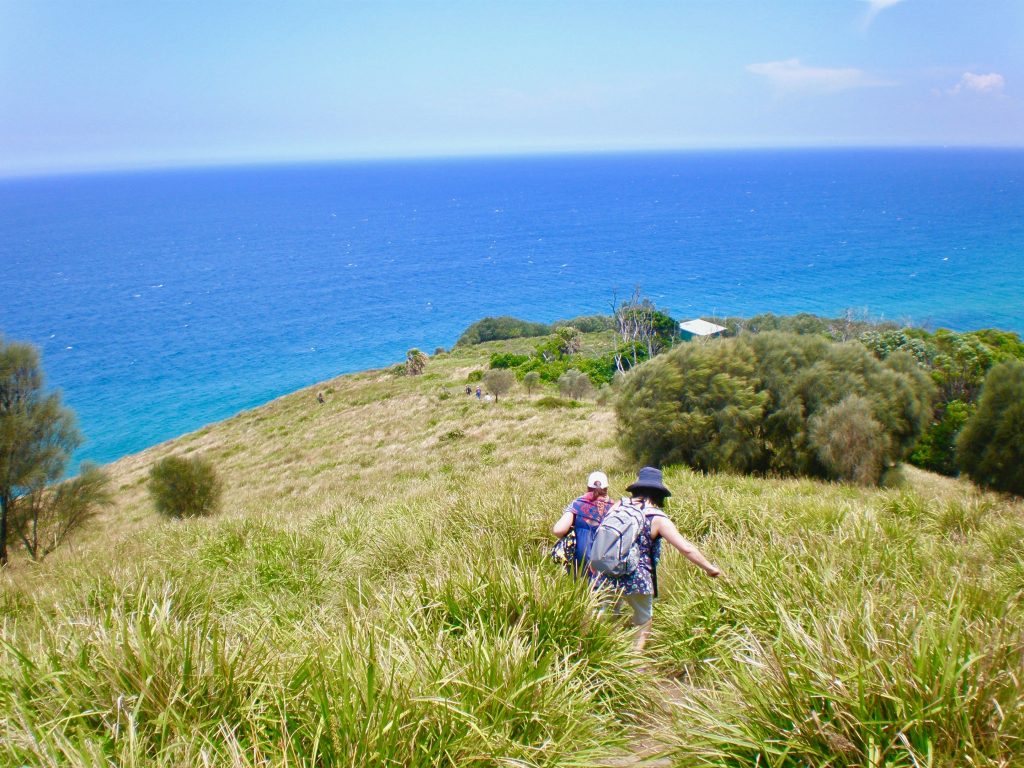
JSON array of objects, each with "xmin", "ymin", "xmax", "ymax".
[{"xmin": 594, "ymin": 508, "xmax": 664, "ymax": 597}]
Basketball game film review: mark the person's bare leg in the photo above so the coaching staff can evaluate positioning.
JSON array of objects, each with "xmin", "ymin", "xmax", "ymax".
[{"xmin": 633, "ymin": 620, "xmax": 652, "ymax": 651}]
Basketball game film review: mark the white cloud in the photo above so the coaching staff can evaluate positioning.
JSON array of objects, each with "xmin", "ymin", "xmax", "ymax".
[
  {"xmin": 747, "ymin": 59, "xmax": 889, "ymax": 93},
  {"xmin": 863, "ymin": 0, "xmax": 906, "ymax": 28},
  {"xmin": 949, "ymin": 72, "xmax": 1005, "ymax": 95}
]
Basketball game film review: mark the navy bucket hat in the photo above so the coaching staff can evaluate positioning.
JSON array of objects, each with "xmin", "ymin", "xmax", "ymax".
[{"xmin": 625, "ymin": 466, "xmax": 672, "ymax": 497}]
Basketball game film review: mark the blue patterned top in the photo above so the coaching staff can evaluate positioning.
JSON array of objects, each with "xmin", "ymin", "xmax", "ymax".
[{"xmin": 595, "ymin": 509, "xmax": 664, "ymax": 596}]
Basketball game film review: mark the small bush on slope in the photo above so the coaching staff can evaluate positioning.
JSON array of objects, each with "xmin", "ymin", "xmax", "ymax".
[{"xmin": 148, "ymin": 455, "xmax": 222, "ymax": 518}]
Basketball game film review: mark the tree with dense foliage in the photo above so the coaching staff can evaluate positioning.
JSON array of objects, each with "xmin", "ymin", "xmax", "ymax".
[
  {"xmin": 615, "ymin": 332, "xmax": 934, "ymax": 484},
  {"xmin": 857, "ymin": 325, "xmax": 1024, "ymax": 476},
  {"xmin": 910, "ymin": 399, "xmax": 974, "ymax": 475},
  {"xmin": 148, "ymin": 455, "xmax": 223, "ymax": 518},
  {"xmin": 616, "ymin": 338, "xmax": 767, "ymax": 472},
  {"xmin": 0, "ymin": 338, "xmax": 82, "ymax": 566},
  {"xmin": 9, "ymin": 462, "xmax": 111, "ymax": 561},
  {"xmin": 956, "ymin": 361, "xmax": 1024, "ymax": 496},
  {"xmin": 455, "ymin": 316, "xmax": 551, "ymax": 347}
]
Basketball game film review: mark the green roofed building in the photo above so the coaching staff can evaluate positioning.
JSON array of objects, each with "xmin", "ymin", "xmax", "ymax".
[{"xmin": 679, "ymin": 318, "xmax": 726, "ymax": 342}]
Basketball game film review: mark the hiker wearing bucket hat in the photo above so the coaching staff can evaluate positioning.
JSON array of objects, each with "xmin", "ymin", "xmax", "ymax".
[
  {"xmin": 552, "ymin": 470, "xmax": 615, "ymax": 578},
  {"xmin": 596, "ymin": 466, "xmax": 720, "ymax": 651}
]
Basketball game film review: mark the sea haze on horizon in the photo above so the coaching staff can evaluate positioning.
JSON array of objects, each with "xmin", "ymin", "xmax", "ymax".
[{"xmin": 2, "ymin": 149, "xmax": 1022, "ymax": 467}]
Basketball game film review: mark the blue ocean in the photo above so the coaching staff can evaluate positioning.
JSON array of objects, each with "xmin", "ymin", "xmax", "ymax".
[{"xmin": 2, "ymin": 149, "xmax": 1023, "ymax": 467}]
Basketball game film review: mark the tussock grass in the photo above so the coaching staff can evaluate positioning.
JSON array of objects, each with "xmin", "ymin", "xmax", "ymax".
[{"xmin": 2, "ymin": 338, "xmax": 1023, "ymax": 766}]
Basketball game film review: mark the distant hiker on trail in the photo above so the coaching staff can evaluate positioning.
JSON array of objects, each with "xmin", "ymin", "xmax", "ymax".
[
  {"xmin": 317, "ymin": 391, "xmax": 325, "ymax": 405},
  {"xmin": 466, "ymin": 385, "xmax": 472, "ymax": 395},
  {"xmin": 552, "ymin": 471, "xmax": 615, "ymax": 578},
  {"xmin": 475, "ymin": 385, "xmax": 482, "ymax": 399},
  {"xmin": 592, "ymin": 466, "xmax": 720, "ymax": 651}
]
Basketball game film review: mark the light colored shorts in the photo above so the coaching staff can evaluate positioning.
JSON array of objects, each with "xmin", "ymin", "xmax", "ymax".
[{"xmin": 602, "ymin": 592, "xmax": 653, "ymax": 626}]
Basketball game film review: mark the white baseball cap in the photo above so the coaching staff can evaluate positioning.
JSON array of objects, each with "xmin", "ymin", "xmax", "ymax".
[{"xmin": 587, "ymin": 471, "xmax": 609, "ymax": 489}]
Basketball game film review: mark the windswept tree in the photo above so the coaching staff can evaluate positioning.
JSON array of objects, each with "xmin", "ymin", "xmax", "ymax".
[
  {"xmin": 523, "ymin": 371, "xmax": 541, "ymax": 396},
  {"xmin": 405, "ymin": 348, "xmax": 428, "ymax": 376},
  {"xmin": 10, "ymin": 461, "xmax": 111, "ymax": 561},
  {"xmin": 0, "ymin": 337, "xmax": 82, "ymax": 566},
  {"xmin": 612, "ymin": 288, "xmax": 678, "ymax": 372}
]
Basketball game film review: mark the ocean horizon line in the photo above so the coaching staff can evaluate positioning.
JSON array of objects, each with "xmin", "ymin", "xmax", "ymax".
[{"xmin": 5, "ymin": 142, "xmax": 1024, "ymax": 182}]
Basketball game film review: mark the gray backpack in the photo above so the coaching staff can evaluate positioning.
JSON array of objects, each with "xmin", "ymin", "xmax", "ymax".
[{"xmin": 588, "ymin": 498, "xmax": 646, "ymax": 577}]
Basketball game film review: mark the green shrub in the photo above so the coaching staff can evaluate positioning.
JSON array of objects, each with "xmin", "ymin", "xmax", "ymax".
[
  {"xmin": 573, "ymin": 354, "xmax": 617, "ymax": 385},
  {"xmin": 967, "ymin": 329, "xmax": 1024, "ymax": 361},
  {"xmin": 535, "ymin": 396, "xmax": 582, "ymax": 409},
  {"xmin": 455, "ymin": 316, "xmax": 550, "ymax": 346},
  {"xmin": 553, "ymin": 314, "xmax": 615, "ymax": 333},
  {"xmin": 910, "ymin": 399, "xmax": 974, "ymax": 475},
  {"xmin": 489, "ymin": 352, "xmax": 529, "ymax": 369},
  {"xmin": 148, "ymin": 455, "xmax": 223, "ymax": 518},
  {"xmin": 957, "ymin": 361, "xmax": 1024, "ymax": 496},
  {"xmin": 466, "ymin": 369, "xmax": 484, "ymax": 383},
  {"xmin": 810, "ymin": 395, "xmax": 890, "ymax": 485},
  {"xmin": 516, "ymin": 356, "xmax": 569, "ymax": 383}
]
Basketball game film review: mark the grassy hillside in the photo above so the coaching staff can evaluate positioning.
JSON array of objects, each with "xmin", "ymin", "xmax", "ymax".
[{"xmin": 2, "ymin": 334, "xmax": 1023, "ymax": 767}]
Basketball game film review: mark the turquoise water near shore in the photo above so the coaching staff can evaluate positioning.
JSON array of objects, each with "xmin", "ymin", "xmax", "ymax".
[{"xmin": 2, "ymin": 149, "xmax": 1022, "ymax": 466}]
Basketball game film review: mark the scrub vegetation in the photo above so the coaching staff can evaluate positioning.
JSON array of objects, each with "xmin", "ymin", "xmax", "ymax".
[{"xmin": 1, "ymin": 323, "xmax": 1023, "ymax": 766}]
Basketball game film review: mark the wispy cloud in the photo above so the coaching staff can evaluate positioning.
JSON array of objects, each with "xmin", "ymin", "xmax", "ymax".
[
  {"xmin": 949, "ymin": 72, "xmax": 1005, "ymax": 95},
  {"xmin": 747, "ymin": 59, "xmax": 890, "ymax": 93},
  {"xmin": 863, "ymin": 0, "xmax": 906, "ymax": 28}
]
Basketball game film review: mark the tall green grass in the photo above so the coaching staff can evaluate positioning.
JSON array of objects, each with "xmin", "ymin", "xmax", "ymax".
[
  {"xmin": 650, "ymin": 476, "xmax": 1024, "ymax": 767},
  {"xmin": 1, "ymin": 491, "xmax": 649, "ymax": 767},
  {"xmin": 2, "ymin": 338, "xmax": 1023, "ymax": 766}
]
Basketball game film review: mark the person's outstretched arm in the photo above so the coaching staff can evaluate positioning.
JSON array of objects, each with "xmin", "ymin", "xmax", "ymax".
[{"xmin": 652, "ymin": 516, "xmax": 721, "ymax": 577}]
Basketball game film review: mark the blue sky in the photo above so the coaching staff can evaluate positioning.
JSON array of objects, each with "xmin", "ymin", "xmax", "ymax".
[{"xmin": 1, "ymin": 0, "xmax": 1021, "ymax": 175}]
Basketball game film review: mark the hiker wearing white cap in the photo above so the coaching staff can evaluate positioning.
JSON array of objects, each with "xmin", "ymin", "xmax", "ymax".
[
  {"xmin": 593, "ymin": 466, "xmax": 720, "ymax": 651},
  {"xmin": 552, "ymin": 471, "xmax": 614, "ymax": 579}
]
